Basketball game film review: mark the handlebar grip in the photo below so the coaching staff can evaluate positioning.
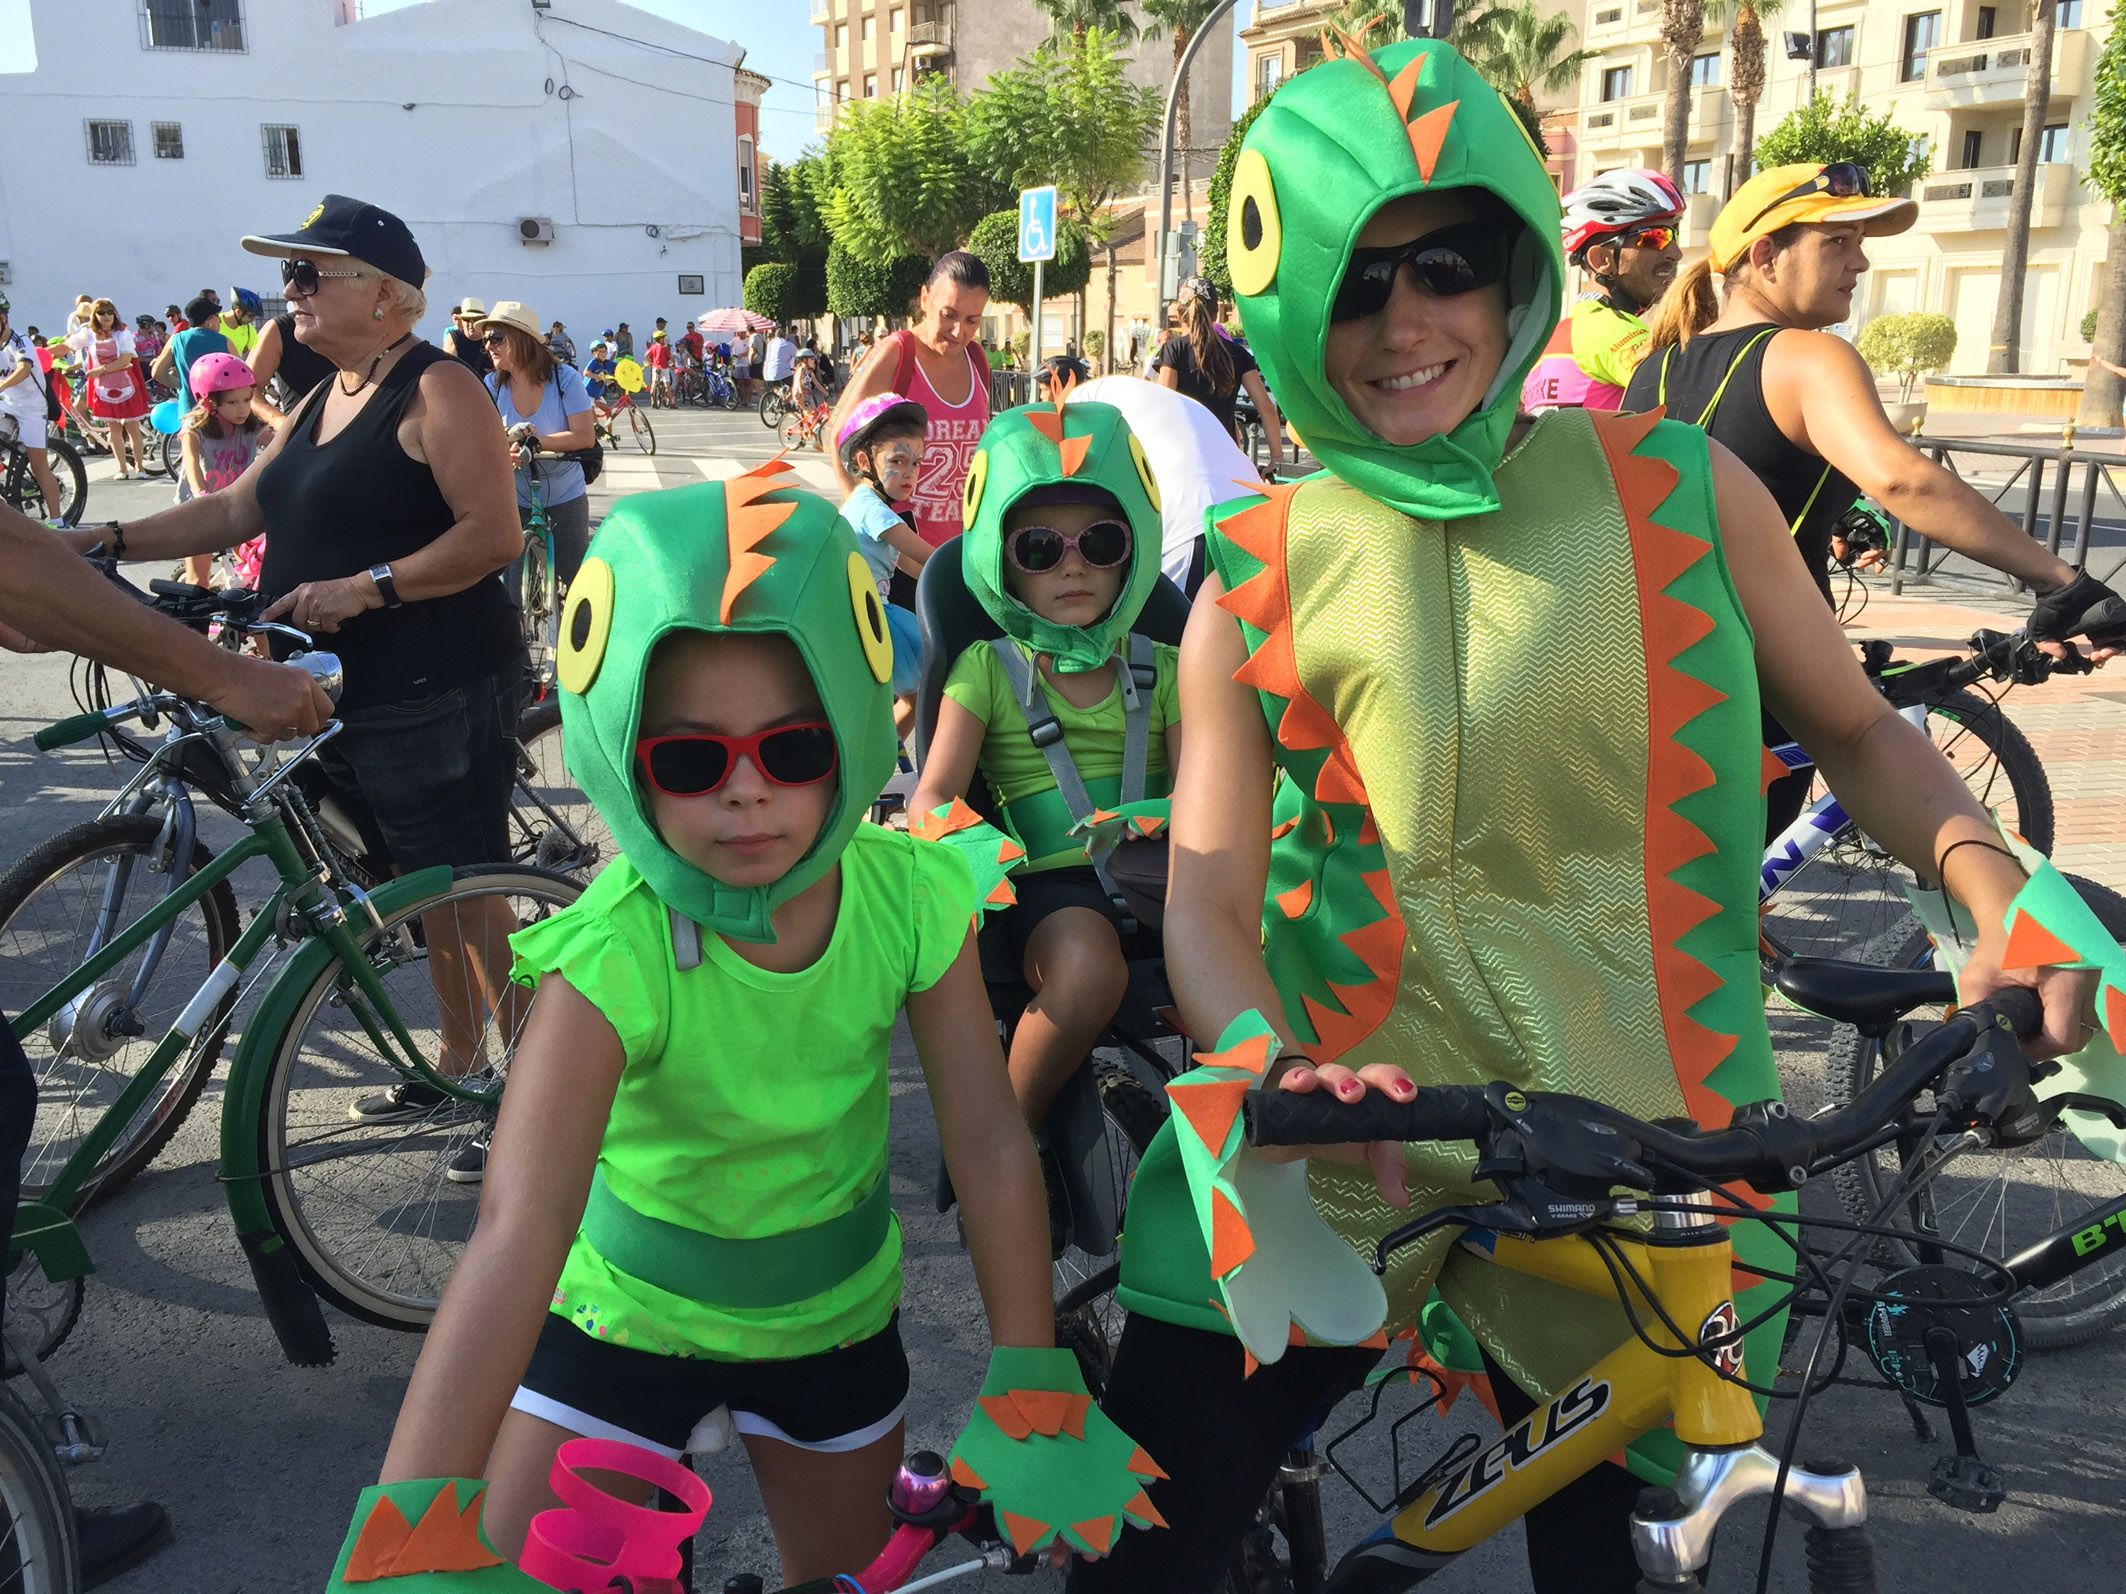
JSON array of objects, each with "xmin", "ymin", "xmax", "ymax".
[
  {"xmin": 1243, "ymin": 1085, "xmax": 1491, "ymax": 1149},
  {"xmin": 33, "ymin": 710, "xmax": 112, "ymax": 751},
  {"xmin": 1978, "ymin": 984, "xmax": 2043, "ymax": 1041}
]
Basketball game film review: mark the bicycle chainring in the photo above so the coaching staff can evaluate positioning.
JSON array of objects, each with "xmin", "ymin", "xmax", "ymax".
[{"xmin": 1862, "ymin": 1265, "xmax": 2022, "ymax": 1408}]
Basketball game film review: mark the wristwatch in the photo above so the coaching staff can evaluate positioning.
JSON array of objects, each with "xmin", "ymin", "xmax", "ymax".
[{"xmin": 368, "ymin": 563, "xmax": 402, "ymax": 609}]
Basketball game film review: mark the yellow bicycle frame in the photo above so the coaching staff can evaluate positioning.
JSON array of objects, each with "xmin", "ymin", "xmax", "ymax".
[{"xmin": 1387, "ymin": 1225, "xmax": 1759, "ymax": 1553}]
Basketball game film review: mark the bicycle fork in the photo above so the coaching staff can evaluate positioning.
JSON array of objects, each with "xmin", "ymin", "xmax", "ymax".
[{"xmin": 1631, "ymin": 1447, "xmax": 1871, "ymax": 1590}]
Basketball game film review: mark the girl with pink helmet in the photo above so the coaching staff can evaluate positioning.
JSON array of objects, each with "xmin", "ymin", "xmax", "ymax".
[{"xmin": 181, "ymin": 352, "xmax": 270, "ymax": 587}]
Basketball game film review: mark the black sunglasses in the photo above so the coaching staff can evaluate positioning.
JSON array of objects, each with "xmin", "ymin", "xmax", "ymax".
[
  {"xmin": 278, "ymin": 257, "xmax": 367, "ymax": 296},
  {"xmin": 1331, "ymin": 221, "xmax": 1512, "ymax": 323},
  {"xmin": 1006, "ymin": 520, "xmax": 1132, "ymax": 575},
  {"xmin": 1738, "ymin": 162, "xmax": 1870, "ymax": 235}
]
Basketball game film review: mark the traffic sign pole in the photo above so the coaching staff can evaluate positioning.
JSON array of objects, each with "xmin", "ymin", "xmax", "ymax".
[
  {"xmin": 1030, "ymin": 259, "xmax": 1044, "ymax": 374},
  {"xmin": 1018, "ymin": 184, "xmax": 1058, "ymax": 379}
]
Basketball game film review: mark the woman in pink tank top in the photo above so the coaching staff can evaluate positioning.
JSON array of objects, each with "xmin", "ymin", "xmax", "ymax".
[{"xmin": 826, "ymin": 252, "xmax": 992, "ymax": 547}]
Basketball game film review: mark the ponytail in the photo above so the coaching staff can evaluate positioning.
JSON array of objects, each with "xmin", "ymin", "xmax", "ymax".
[
  {"xmin": 1642, "ymin": 255, "xmax": 1720, "ymax": 360},
  {"xmin": 1181, "ymin": 292, "xmax": 1235, "ymax": 400}
]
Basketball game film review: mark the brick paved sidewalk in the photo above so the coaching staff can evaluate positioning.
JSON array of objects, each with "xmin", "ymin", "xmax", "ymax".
[{"xmin": 1844, "ymin": 584, "xmax": 2126, "ymax": 892}]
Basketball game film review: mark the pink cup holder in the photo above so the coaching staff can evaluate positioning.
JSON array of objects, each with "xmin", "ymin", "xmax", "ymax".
[{"xmin": 516, "ymin": 1437, "xmax": 710, "ymax": 1591}]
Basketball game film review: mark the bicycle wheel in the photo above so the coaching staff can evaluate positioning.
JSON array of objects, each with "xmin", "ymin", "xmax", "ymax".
[
  {"xmin": 511, "ymin": 701, "xmax": 613, "ymax": 880},
  {"xmin": 0, "ymin": 814, "xmax": 239, "ymax": 1205},
  {"xmin": 159, "ymin": 426, "xmax": 183, "ymax": 483},
  {"xmin": 40, "ymin": 440, "xmax": 87, "ymax": 525},
  {"xmin": 518, "ymin": 531, "xmax": 555, "ymax": 695},
  {"xmin": 1829, "ymin": 875, "xmax": 2126, "ymax": 1350},
  {"xmin": 759, "ymin": 386, "xmax": 784, "ymax": 428},
  {"xmin": 628, "ymin": 406, "xmax": 656, "ymax": 456},
  {"xmin": 1760, "ymin": 687, "xmax": 2053, "ymax": 967},
  {"xmin": 0, "ymin": 1381, "xmax": 79, "ymax": 1594},
  {"xmin": 253, "ymin": 865, "xmax": 581, "ymax": 1329},
  {"xmin": 778, "ymin": 412, "xmax": 806, "ymax": 451},
  {"xmin": 1053, "ymin": 1062, "xmax": 1167, "ymax": 1375}
]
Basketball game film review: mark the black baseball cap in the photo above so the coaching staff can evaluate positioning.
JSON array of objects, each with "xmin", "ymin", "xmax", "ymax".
[{"xmin": 239, "ymin": 193, "xmax": 427, "ymax": 286}]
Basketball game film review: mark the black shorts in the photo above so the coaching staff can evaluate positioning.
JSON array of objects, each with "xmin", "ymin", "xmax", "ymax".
[
  {"xmin": 511, "ymin": 1311, "xmax": 908, "ymax": 1459},
  {"xmin": 991, "ymin": 865, "xmax": 1129, "ymax": 973}
]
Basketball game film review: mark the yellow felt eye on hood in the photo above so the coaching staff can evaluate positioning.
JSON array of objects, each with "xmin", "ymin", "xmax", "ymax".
[
  {"xmin": 847, "ymin": 552, "xmax": 895, "ymax": 684},
  {"xmin": 1128, "ymin": 431, "xmax": 1161, "ymax": 513},
  {"xmin": 556, "ymin": 556, "xmax": 614, "ymax": 696},
  {"xmin": 1228, "ymin": 147, "xmax": 1282, "ymax": 299},
  {"xmin": 962, "ymin": 447, "xmax": 989, "ymax": 527}
]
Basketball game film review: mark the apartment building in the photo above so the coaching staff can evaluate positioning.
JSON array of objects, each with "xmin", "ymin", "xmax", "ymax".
[
  {"xmin": 1574, "ymin": 0, "xmax": 2110, "ymax": 375},
  {"xmin": 809, "ymin": 0, "xmax": 1232, "ymax": 165}
]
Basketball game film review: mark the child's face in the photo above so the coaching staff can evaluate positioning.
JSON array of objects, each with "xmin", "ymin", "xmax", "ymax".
[
  {"xmin": 638, "ymin": 632, "xmax": 837, "ymax": 892},
  {"xmin": 860, "ymin": 433, "xmax": 924, "ymax": 502},
  {"xmin": 211, "ymin": 387, "xmax": 254, "ymax": 420},
  {"xmin": 1001, "ymin": 496, "xmax": 1130, "ymax": 632}
]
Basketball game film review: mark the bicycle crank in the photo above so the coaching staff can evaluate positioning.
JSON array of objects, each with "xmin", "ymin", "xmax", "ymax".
[{"xmin": 1861, "ymin": 1265, "xmax": 2022, "ymax": 1409}]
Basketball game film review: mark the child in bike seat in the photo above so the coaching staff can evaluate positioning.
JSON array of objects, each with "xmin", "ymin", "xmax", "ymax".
[
  {"xmin": 911, "ymin": 403, "xmax": 1179, "ymax": 1130},
  {"xmin": 835, "ymin": 392, "xmax": 932, "ymax": 738},
  {"xmin": 353, "ymin": 463, "xmax": 1161, "ymax": 1587}
]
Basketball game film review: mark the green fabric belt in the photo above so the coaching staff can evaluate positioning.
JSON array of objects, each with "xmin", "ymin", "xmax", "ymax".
[{"xmin": 582, "ymin": 1169, "xmax": 892, "ymax": 1310}]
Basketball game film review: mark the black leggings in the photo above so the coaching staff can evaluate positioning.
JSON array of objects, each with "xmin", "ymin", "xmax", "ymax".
[{"xmin": 1071, "ymin": 1315, "xmax": 1651, "ymax": 1593}]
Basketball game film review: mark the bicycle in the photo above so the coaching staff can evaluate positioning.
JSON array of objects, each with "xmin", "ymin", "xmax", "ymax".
[
  {"xmin": 1, "ymin": 582, "xmax": 581, "ymax": 1370},
  {"xmin": 0, "ymin": 426, "xmax": 86, "ymax": 526},
  {"xmin": 704, "ymin": 363, "xmax": 740, "ymax": 410},
  {"xmin": 777, "ymin": 399, "xmax": 832, "ymax": 453},
  {"xmin": 596, "ymin": 387, "xmax": 656, "ymax": 456},
  {"xmin": 511, "ymin": 432, "xmax": 560, "ymax": 704},
  {"xmin": 758, "ymin": 376, "xmax": 792, "ymax": 429}
]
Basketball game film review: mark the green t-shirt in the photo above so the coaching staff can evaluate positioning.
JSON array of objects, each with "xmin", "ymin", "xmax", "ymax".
[
  {"xmin": 941, "ymin": 640, "xmax": 1179, "ymax": 872},
  {"xmin": 1570, "ymin": 295, "xmax": 1650, "ymax": 392},
  {"xmin": 508, "ymin": 825, "xmax": 976, "ymax": 1361}
]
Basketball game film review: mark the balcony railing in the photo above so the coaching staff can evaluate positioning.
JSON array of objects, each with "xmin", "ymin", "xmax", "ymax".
[
  {"xmin": 1914, "ymin": 161, "xmax": 2078, "ymax": 233},
  {"xmin": 1923, "ymin": 27, "xmax": 2091, "ymax": 105},
  {"xmin": 1580, "ymin": 85, "xmax": 1722, "ymax": 147},
  {"xmin": 908, "ymin": 19, "xmax": 953, "ymax": 57}
]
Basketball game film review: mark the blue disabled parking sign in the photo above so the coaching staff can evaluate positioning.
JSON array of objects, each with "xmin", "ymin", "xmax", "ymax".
[{"xmin": 1018, "ymin": 186, "xmax": 1058, "ymax": 264}]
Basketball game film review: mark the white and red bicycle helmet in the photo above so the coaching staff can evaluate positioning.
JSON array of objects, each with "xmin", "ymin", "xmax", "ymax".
[{"xmin": 1560, "ymin": 169, "xmax": 1686, "ymax": 261}]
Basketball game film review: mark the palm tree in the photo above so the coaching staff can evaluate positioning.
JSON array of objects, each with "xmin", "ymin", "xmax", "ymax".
[
  {"xmin": 1658, "ymin": 0, "xmax": 1711, "ymax": 188},
  {"xmin": 1032, "ymin": 0, "xmax": 1140, "ymax": 47},
  {"xmin": 1141, "ymin": 0, "xmax": 1221, "ymax": 225},
  {"xmin": 1991, "ymin": 0, "xmax": 2059, "ymax": 373},
  {"xmin": 1707, "ymin": 0, "xmax": 1786, "ymax": 191},
  {"xmin": 1457, "ymin": 0, "xmax": 1591, "ymax": 111}
]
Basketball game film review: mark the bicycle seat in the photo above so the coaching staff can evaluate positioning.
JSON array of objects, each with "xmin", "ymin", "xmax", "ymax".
[{"xmin": 1771, "ymin": 955, "xmax": 1955, "ymax": 1029}]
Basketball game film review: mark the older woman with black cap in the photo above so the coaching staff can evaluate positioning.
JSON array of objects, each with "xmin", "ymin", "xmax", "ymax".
[{"xmin": 59, "ymin": 194, "xmax": 526, "ymax": 1173}]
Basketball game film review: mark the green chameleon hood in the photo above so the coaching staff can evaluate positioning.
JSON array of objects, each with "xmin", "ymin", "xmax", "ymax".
[
  {"xmin": 553, "ymin": 459, "xmax": 899, "ymax": 943},
  {"xmin": 961, "ymin": 401, "xmax": 1166, "ymax": 674},
  {"xmin": 1226, "ymin": 35, "xmax": 1564, "ymax": 520}
]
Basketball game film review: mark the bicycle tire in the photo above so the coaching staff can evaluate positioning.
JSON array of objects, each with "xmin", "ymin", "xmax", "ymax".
[
  {"xmin": 778, "ymin": 412, "xmax": 806, "ymax": 451},
  {"xmin": 1760, "ymin": 687, "xmax": 2054, "ymax": 968},
  {"xmin": 512, "ymin": 701, "xmax": 613, "ymax": 880},
  {"xmin": 44, "ymin": 438, "xmax": 87, "ymax": 525},
  {"xmin": 628, "ymin": 407, "xmax": 656, "ymax": 456},
  {"xmin": 0, "ymin": 814, "xmax": 239, "ymax": 1206},
  {"xmin": 1053, "ymin": 1062, "xmax": 1168, "ymax": 1386},
  {"xmin": 1828, "ymin": 874, "xmax": 2126, "ymax": 1350},
  {"xmin": 253, "ymin": 864, "xmax": 581, "ymax": 1330},
  {"xmin": 518, "ymin": 530, "xmax": 555, "ymax": 693},
  {"xmin": 160, "ymin": 425, "xmax": 183, "ymax": 484},
  {"xmin": 759, "ymin": 387, "xmax": 785, "ymax": 428},
  {"xmin": 1, "ymin": 1264, "xmax": 83, "ymax": 1373},
  {"xmin": 0, "ymin": 1380, "xmax": 80, "ymax": 1594}
]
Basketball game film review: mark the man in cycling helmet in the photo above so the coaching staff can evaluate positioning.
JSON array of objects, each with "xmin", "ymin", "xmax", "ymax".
[{"xmin": 1522, "ymin": 169, "xmax": 1683, "ymax": 412}]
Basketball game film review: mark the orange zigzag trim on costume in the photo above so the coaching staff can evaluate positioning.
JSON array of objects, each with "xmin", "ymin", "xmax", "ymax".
[
  {"xmin": 721, "ymin": 457, "xmax": 799, "ymax": 625},
  {"xmin": 1588, "ymin": 410, "xmax": 1740, "ymax": 1135}
]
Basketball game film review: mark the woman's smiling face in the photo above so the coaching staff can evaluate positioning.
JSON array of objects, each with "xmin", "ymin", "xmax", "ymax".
[{"xmin": 1322, "ymin": 191, "xmax": 1511, "ymax": 449}]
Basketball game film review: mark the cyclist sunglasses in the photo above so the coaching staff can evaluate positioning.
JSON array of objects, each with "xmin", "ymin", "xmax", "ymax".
[
  {"xmin": 1005, "ymin": 519, "xmax": 1132, "ymax": 575},
  {"xmin": 635, "ymin": 723, "xmax": 838, "ymax": 797},
  {"xmin": 1739, "ymin": 162, "xmax": 1870, "ymax": 234},
  {"xmin": 1331, "ymin": 221, "xmax": 1511, "ymax": 323},
  {"xmin": 278, "ymin": 257, "xmax": 370, "ymax": 296},
  {"xmin": 1624, "ymin": 225, "xmax": 1678, "ymax": 251}
]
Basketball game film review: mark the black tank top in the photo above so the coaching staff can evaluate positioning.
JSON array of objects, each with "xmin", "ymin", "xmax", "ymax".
[
  {"xmin": 1623, "ymin": 324, "xmax": 1856, "ymax": 605},
  {"xmin": 257, "ymin": 342, "xmax": 521, "ymax": 711},
  {"xmin": 445, "ymin": 329, "xmax": 494, "ymax": 378},
  {"xmin": 268, "ymin": 312, "xmax": 338, "ymax": 404}
]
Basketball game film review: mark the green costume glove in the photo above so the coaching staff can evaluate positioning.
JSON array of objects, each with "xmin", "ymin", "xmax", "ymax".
[
  {"xmin": 327, "ymin": 1480, "xmax": 540, "ymax": 1591},
  {"xmin": 947, "ymin": 1346, "xmax": 1169, "ymax": 1557},
  {"xmin": 1905, "ymin": 824, "xmax": 2126, "ymax": 1163},
  {"xmin": 1165, "ymin": 1010, "xmax": 1389, "ymax": 1367},
  {"xmin": 909, "ymin": 798, "xmax": 1027, "ymax": 922},
  {"xmin": 1068, "ymin": 799, "xmax": 1171, "ymax": 866}
]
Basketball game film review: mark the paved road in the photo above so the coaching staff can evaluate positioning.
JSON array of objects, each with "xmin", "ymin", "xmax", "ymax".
[{"xmin": 5, "ymin": 410, "xmax": 2123, "ymax": 1591}]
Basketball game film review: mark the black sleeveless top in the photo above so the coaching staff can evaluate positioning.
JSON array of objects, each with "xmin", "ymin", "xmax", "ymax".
[
  {"xmin": 257, "ymin": 342, "xmax": 521, "ymax": 712},
  {"xmin": 268, "ymin": 312, "xmax": 338, "ymax": 403},
  {"xmin": 444, "ymin": 328, "xmax": 494, "ymax": 378},
  {"xmin": 1623, "ymin": 323, "xmax": 1857, "ymax": 605}
]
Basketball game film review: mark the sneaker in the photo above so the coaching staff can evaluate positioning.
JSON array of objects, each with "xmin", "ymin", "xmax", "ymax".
[
  {"xmin": 79, "ymin": 1500, "xmax": 173, "ymax": 1590},
  {"xmin": 445, "ymin": 1130, "xmax": 490, "ymax": 1185},
  {"xmin": 347, "ymin": 1077, "xmax": 453, "ymax": 1123}
]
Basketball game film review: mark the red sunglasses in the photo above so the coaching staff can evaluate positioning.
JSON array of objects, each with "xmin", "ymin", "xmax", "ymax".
[{"xmin": 635, "ymin": 723, "xmax": 837, "ymax": 797}]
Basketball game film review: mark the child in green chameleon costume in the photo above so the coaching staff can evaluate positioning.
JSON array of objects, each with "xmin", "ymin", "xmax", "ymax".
[
  {"xmin": 332, "ymin": 461, "xmax": 1164, "ymax": 1591},
  {"xmin": 1075, "ymin": 34, "xmax": 2126, "ymax": 1594},
  {"xmin": 909, "ymin": 402, "xmax": 1179, "ymax": 1128}
]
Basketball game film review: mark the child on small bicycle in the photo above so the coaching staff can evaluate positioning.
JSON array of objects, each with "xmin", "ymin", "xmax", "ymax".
[
  {"xmin": 835, "ymin": 392, "xmax": 932, "ymax": 739},
  {"xmin": 910, "ymin": 403, "xmax": 1179, "ymax": 1130},
  {"xmin": 366, "ymin": 469, "xmax": 1161, "ymax": 1587},
  {"xmin": 179, "ymin": 353, "xmax": 268, "ymax": 589},
  {"xmin": 583, "ymin": 340, "xmax": 618, "ymax": 423}
]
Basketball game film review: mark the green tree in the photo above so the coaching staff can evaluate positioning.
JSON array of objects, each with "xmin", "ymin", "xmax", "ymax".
[
  {"xmin": 743, "ymin": 263, "xmax": 799, "ymax": 323},
  {"xmin": 1140, "ymin": 0, "xmax": 1222, "ymax": 225},
  {"xmin": 1992, "ymin": 1, "xmax": 2060, "ymax": 372},
  {"xmin": 1201, "ymin": 93, "xmax": 1272, "ymax": 300},
  {"xmin": 2078, "ymin": 7, "xmax": 2126, "ymax": 427},
  {"xmin": 825, "ymin": 247, "xmax": 930, "ymax": 322},
  {"xmin": 819, "ymin": 77, "xmax": 992, "ymax": 260},
  {"xmin": 1459, "ymin": 0, "xmax": 1590, "ymax": 110},
  {"xmin": 1031, "ymin": 0, "xmax": 1140, "ymax": 46},
  {"xmin": 968, "ymin": 208, "xmax": 1094, "ymax": 314},
  {"xmin": 1658, "ymin": 0, "xmax": 1709, "ymax": 189},
  {"xmin": 1706, "ymin": 1, "xmax": 1787, "ymax": 186},
  {"xmin": 1754, "ymin": 92, "xmax": 1932, "ymax": 200}
]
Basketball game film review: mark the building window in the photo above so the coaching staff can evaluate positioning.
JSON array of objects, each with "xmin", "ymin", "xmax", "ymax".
[
  {"xmin": 861, "ymin": 14, "xmax": 873, "ymax": 41},
  {"xmin": 890, "ymin": 6, "xmax": 904, "ymax": 32},
  {"xmin": 1901, "ymin": 12, "xmax": 1940, "ymax": 81},
  {"xmin": 2038, "ymin": 123, "xmax": 2070, "ymax": 163},
  {"xmin": 139, "ymin": 0, "xmax": 245, "ymax": 52},
  {"xmin": 1961, "ymin": 129, "xmax": 1984, "ymax": 169},
  {"xmin": 1257, "ymin": 53, "xmax": 1283, "ymax": 100},
  {"xmin": 738, "ymin": 135, "xmax": 754, "ymax": 210},
  {"xmin": 2058, "ymin": 0, "xmax": 2083, "ymax": 26},
  {"xmin": 1681, "ymin": 159, "xmax": 1711, "ymax": 195},
  {"xmin": 1975, "ymin": 6, "xmax": 1996, "ymax": 39},
  {"xmin": 1600, "ymin": 65, "xmax": 1633, "ymax": 101},
  {"xmin": 85, "ymin": 120, "xmax": 135, "ymax": 166},
  {"xmin": 1689, "ymin": 52, "xmax": 1719, "ymax": 88},
  {"xmin": 892, "ymin": 67, "xmax": 905, "ymax": 92},
  {"xmin": 863, "ymin": 72, "xmax": 877, "ymax": 97},
  {"xmin": 834, "ymin": 22, "xmax": 847, "ymax": 49},
  {"xmin": 1814, "ymin": 26, "xmax": 1854, "ymax": 68},
  {"xmin": 151, "ymin": 120, "xmax": 184, "ymax": 159},
  {"xmin": 261, "ymin": 123, "xmax": 302, "ymax": 179}
]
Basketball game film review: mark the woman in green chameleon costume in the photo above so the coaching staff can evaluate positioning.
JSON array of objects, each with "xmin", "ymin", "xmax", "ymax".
[{"xmin": 1079, "ymin": 34, "xmax": 2120, "ymax": 1594}]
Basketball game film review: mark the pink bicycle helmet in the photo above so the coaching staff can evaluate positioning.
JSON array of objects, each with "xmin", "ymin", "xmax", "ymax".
[
  {"xmin": 1560, "ymin": 169, "xmax": 1686, "ymax": 260},
  {"xmin": 836, "ymin": 391, "xmax": 927, "ymax": 474},
  {"xmin": 189, "ymin": 351, "xmax": 255, "ymax": 398}
]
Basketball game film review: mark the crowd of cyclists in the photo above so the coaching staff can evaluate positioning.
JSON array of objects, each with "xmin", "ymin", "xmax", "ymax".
[{"xmin": 6, "ymin": 29, "xmax": 2126, "ymax": 1593}]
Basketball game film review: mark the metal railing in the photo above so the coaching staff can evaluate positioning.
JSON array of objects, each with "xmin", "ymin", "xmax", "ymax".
[{"xmin": 1886, "ymin": 434, "xmax": 2126, "ymax": 594}]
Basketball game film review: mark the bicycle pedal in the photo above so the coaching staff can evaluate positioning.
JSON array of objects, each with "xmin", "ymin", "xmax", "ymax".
[
  {"xmin": 43, "ymin": 1407, "xmax": 108, "ymax": 1466},
  {"xmin": 1927, "ymin": 1453, "xmax": 2005, "ymax": 1513}
]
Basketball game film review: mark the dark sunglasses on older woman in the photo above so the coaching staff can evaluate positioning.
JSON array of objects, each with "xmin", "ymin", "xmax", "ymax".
[
  {"xmin": 1005, "ymin": 520, "xmax": 1132, "ymax": 575},
  {"xmin": 635, "ymin": 723, "xmax": 838, "ymax": 797},
  {"xmin": 278, "ymin": 258, "xmax": 368, "ymax": 297},
  {"xmin": 1331, "ymin": 220, "xmax": 1512, "ymax": 323}
]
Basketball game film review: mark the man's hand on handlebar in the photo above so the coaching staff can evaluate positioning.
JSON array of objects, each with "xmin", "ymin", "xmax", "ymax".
[
  {"xmin": 204, "ymin": 651, "xmax": 333, "ymax": 743},
  {"xmin": 1264, "ymin": 1058, "xmax": 1419, "ymax": 1208}
]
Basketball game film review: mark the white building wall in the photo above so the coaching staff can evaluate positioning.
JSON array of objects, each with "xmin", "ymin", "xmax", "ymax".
[{"xmin": 0, "ymin": 0, "xmax": 746, "ymax": 345}]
